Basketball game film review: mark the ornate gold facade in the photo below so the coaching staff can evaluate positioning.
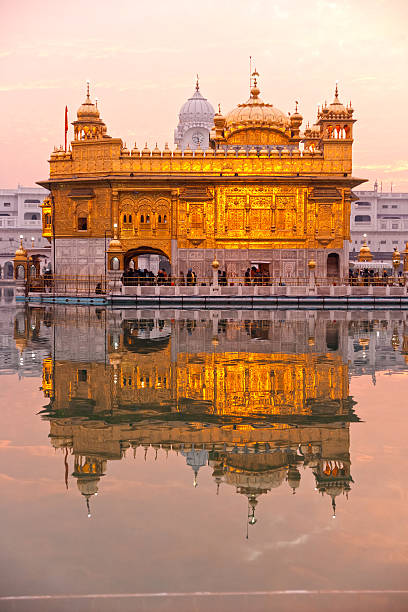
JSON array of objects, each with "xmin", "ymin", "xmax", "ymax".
[{"xmin": 39, "ymin": 75, "xmax": 365, "ymax": 279}]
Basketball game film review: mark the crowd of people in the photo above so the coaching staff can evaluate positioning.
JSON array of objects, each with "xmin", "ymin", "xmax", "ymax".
[
  {"xmin": 121, "ymin": 268, "xmax": 171, "ymax": 286},
  {"xmin": 121, "ymin": 267, "xmax": 202, "ymax": 286},
  {"xmin": 244, "ymin": 267, "xmax": 271, "ymax": 285},
  {"xmin": 349, "ymin": 268, "xmax": 404, "ymax": 286}
]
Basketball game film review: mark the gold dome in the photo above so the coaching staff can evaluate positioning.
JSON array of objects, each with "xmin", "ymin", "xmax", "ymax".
[
  {"xmin": 108, "ymin": 237, "xmax": 123, "ymax": 252},
  {"xmin": 77, "ymin": 82, "xmax": 100, "ymax": 120},
  {"xmin": 224, "ymin": 72, "xmax": 290, "ymax": 141},
  {"xmin": 358, "ymin": 239, "xmax": 372, "ymax": 262}
]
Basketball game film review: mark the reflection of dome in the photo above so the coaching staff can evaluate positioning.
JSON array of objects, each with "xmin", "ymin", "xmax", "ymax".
[
  {"xmin": 287, "ymin": 465, "xmax": 301, "ymax": 494},
  {"xmin": 77, "ymin": 477, "xmax": 100, "ymax": 496},
  {"xmin": 181, "ymin": 447, "xmax": 209, "ymax": 487},
  {"xmin": 225, "ymin": 466, "xmax": 287, "ymax": 491}
]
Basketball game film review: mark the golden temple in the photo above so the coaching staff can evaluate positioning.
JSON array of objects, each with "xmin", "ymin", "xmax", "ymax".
[{"xmin": 38, "ymin": 74, "xmax": 365, "ymax": 282}]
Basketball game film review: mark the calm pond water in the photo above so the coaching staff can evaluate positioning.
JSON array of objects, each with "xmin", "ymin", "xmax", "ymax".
[{"xmin": 1, "ymin": 306, "xmax": 408, "ymax": 612}]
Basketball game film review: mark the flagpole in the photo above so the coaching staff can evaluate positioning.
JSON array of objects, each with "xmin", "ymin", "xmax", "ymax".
[{"xmin": 64, "ymin": 106, "xmax": 68, "ymax": 151}]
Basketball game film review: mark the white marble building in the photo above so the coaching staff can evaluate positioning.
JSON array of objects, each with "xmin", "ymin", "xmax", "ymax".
[
  {"xmin": 350, "ymin": 186, "xmax": 408, "ymax": 260},
  {"xmin": 0, "ymin": 185, "xmax": 50, "ymax": 277}
]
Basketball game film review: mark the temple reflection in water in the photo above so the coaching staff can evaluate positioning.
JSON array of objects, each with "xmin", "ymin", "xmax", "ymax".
[{"xmin": 12, "ymin": 306, "xmax": 408, "ymax": 530}]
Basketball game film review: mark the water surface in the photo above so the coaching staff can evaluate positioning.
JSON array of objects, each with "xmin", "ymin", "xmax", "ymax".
[{"xmin": 1, "ymin": 306, "xmax": 407, "ymax": 611}]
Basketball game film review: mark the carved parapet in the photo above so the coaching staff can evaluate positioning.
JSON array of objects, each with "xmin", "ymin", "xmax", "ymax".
[{"xmin": 48, "ymin": 141, "xmax": 351, "ymax": 179}]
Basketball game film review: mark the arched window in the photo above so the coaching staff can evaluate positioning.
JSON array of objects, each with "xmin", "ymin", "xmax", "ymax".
[
  {"xmin": 110, "ymin": 257, "xmax": 120, "ymax": 271},
  {"xmin": 129, "ymin": 214, "xmax": 132, "ymax": 223},
  {"xmin": 158, "ymin": 214, "xmax": 162, "ymax": 224},
  {"xmin": 123, "ymin": 214, "xmax": 127, "ymax": 223},
  {"xmin": 355, "ymin": 215, "xmax": 371, "ymax": 222},
  {"xmin": 44, "ymin": 214, "xmax": 51, "ymax": 226},
  {"xmin": 141, "ymin": 214, "xmax": 144, "ymax": 223},
  {"xmin": 16, "ymin": 265, "xmax": 25, "ymax": 280},
  {"xmin": 146, "ymin": 214, "xmax": 150, "ymax": 224},
  {"xmin": 164, "ymin": 215, "xmax": 167, "ymax": 223}
]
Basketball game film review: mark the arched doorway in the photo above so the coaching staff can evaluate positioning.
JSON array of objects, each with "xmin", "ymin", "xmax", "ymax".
[
  {"xmin": 327, "ymin": 253, "xmax": 340, "ymax": 279},
  {"xmin": 4, "ymin": 261, "xmax": 13, "ymax": 279},
  {"xmin": 124, "ymin": 247, "xmax": 171, "ymax": 284}
]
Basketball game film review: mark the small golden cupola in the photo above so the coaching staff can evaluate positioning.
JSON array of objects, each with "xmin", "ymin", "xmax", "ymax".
[
  {"xmin": 220, "ymin": 69, "xmax": 291, "ymax": 147},
  {"xmin": 358, "ymin": 236, "xmax": 373, "ymax": 262},
  {"xmin": 72, "ymin": 81, "xmax": 109, "ymax": 141},
  {"xmin": 317, "ymin": 83, "xmax": 355, "ymax": 140}
]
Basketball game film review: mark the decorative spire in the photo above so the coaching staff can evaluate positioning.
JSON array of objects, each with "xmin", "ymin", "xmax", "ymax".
[
  {"xmin": 334, "ymin": 81, "xmax": 339, "ymax": 102},
  {"xmin": 64, "ymin": 447, "xmax": 69, "ymax": 491},
  {"xmin": 86, "ymin": 79, "xmax": 90, "ymax": 100},
  {"xmin": 295, "ymin": 100, "xmax": 298, "ymax": 113},
  {"xmin": 250, "ymin": 68, "xmax": 260, "ymax": 99},
  {"xmin": 196, "ymin": 73, "xmax": 199, "ymax": 91}
]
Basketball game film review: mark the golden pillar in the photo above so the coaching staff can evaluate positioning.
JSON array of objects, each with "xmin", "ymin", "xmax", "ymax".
[
  {"xmin": 402, "ymin": 242, "xmax": 408, "ymax": 284},
  {"xmin": 392, "ymin": 248, "xmax": 401, "ymax": 285}
]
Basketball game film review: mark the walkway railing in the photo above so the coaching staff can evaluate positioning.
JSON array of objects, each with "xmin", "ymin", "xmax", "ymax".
[
  {"xmin": 26, "ymin": 273, "xmax": 407, "ymax": 294},
  {"xmin": 28, "ymin": 275, "xmax": 108, "ymax": 295}
]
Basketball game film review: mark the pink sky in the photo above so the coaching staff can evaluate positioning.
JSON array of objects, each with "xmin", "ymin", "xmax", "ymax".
[{"xmin": 1, "ymin": 0, "xmax": 407, "ymax": 191}]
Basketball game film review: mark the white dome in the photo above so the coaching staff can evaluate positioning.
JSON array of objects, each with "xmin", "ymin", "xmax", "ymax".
[
  {"xmin": 179, "ymin": 89, "xmax": 215, "ymax": 122},
  {"xmin": 174, "ymin": 83, "xmax": 215, "ymax": 149}
]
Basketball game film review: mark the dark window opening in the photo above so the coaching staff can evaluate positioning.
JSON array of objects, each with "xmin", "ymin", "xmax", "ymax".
[
  {"xmin": 78, "ymin": 369, "xmax": 87, "ymax": 382},
  {"xmin": 78, "ymin": 217, "xmax": 88, "ymax": 230},
  {"xmin": 355, "ymin": 215, "xmax": 371, "ymax": 222}
]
